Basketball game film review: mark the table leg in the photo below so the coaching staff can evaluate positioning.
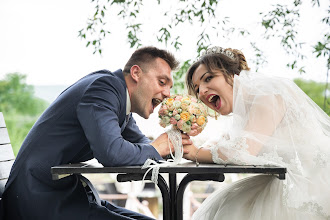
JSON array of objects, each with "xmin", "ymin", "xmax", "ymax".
[
  {"xmin": 117, "ymin": 173, "xmax": 171, "ymax": 220},
  {"xmin": 169, "ymin": 173, "xmax": 177, "ymax": 220},
  {"xmin": 278, "ymin": 173, "xmax": 286, "ymax": 180},
  {"xmin": 175, "ymin": 173, "xmax": 225, "ymax": 220}
]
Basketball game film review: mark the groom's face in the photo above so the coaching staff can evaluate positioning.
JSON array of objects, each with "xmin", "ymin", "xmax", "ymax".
[{"xmin": 132, "ymin": 58, "xmax": 173, "ymax": 119}]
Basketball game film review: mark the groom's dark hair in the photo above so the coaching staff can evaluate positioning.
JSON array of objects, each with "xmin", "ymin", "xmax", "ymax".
[{"xmin": 123, "ymin": 46, "xmax": 179, "ymax": 75}]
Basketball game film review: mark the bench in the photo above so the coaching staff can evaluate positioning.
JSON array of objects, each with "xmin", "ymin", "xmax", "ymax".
[{"xmin": 0, "ymin": 112, "xmax": 15, "ymax": 198}]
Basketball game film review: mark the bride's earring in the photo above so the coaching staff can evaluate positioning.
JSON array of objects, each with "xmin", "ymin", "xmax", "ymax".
[{"xmin": 207, "ymin": 108, "xmax": 219, "ymax": 120}]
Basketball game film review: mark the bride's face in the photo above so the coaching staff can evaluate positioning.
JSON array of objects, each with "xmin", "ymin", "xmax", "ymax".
[{"xmin": 192, "ymin": 64, "xmax": 233, "ymax": 115}]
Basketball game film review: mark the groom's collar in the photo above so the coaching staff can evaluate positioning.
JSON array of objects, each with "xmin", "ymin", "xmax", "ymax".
[
  {"xmin": 112, "ymin": 69, "xmax": 131, "ymax": 115},
  {"xmin": 113, "ymin": 69, "xmax": 131, "ymax": 115},
  {"xmin": 126, "ymin": 89, "xmax": 131, "ymax": 115}
]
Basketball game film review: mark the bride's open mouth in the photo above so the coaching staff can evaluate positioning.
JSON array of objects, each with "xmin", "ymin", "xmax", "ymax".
[
  {"xmin": 207, "ymin": 94, "xmax": 221, "ymax": 110},
  {"xmin": 152, "ymin": 98, "xmax": 162, "ymax": 110}
]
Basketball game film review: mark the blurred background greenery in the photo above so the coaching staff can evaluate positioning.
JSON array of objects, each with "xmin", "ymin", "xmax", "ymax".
[
  {"xmin": 1, "ymin": 72, "xmax": 329, "ymax": 156},
  {"xmin": 0, "ymin": 73, "xmax": 48, "ymax": 155}
]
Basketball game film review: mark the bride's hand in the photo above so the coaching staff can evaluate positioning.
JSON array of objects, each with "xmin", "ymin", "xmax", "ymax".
[{"xmin": 183, "ymin": 143, "xmax": 198, "ymax": 161}]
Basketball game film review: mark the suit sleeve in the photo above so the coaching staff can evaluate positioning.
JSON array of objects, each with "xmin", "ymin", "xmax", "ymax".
[
  {"xmin": 76, "ymin": 76, "xmax": 162, "ymax": 166},
  {"xmin": 122, "ymin": 115, "xmax": 153, "ymax": 144}
]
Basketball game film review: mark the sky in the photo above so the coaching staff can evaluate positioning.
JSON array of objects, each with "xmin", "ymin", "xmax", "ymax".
[{"xmin": 0, "ymin": 0, "xmax": 328, "ymax": 87}]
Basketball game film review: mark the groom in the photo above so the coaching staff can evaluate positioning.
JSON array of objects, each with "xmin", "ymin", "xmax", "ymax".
[{"xmin": 1, "ymin": 46, "xmax": 191, "ymax": 219}]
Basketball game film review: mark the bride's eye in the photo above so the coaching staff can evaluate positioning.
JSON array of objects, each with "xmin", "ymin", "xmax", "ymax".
[{"xmin": 205, "ymin": 76, "xmax": 213, "ymax": 82}]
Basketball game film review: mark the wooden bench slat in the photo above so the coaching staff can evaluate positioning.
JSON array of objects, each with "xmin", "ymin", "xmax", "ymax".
[
  {"xmin": 0, "ymin": 128, "xmax": 11, "ymax": 145},
  {"xmin": 0, "ymin": 144, "xmax": 15, "ymax": 161},
  {"xmin": 0, "ymin": 112, "xmax": 15, "ymax": 197},
  {"xmin": 0, "ymin": 160, "xmax": 14, "ymax": 180},
  {"xmin": 0, "ymin": 112, "xmax": 5, "ymax": 128}
]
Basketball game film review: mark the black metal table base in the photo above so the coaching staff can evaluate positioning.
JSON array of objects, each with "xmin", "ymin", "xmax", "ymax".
[
  {"xmin": 117, "ymin": 173, "xmax": 171, "ymax": 220},
  {"xmin": 117, "ymin": 173, "xmax": 225, "ymax": 220},
  {"xmin": 51, "ymin": 162, "xmax": 286, "ymax": 220}
]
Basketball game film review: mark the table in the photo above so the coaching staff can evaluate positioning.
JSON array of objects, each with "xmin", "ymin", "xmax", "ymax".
[{"xmin": 51, "ymin": 161, "xmax": 286, "ymax": 220}]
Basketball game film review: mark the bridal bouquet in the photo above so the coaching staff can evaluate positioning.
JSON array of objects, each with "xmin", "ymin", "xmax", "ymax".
[
  {"xmin": 158, "ymin": 94, "xmax": 208, "ymax": 136},
  {"xmin": 142, "ymin": 94, "xmax": 208, "ymax": 184}
]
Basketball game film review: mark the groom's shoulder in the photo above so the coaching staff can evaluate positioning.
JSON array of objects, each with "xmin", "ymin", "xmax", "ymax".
[
  {"xmin": 82, "ymin": 69, "xmax": 126, "ymax": 93},
  {"xmin": 80, "ymin": 69, "xmax": 123, "ymax": 85}
]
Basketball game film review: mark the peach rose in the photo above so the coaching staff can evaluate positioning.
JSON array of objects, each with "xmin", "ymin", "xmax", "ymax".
[
  {"xmin": 168, "ymin": 105, "xmax": 175, "ymax": 111},
  {"xmin": 166, "ymin": 98, "xmax": 174, "ymax": 106},
  {"xmin": 180, "ymin": 111, "xmax": 191, "ymax": 122},
  {"xmin": 196, "ymin": 115, "xmax": 206, "ymax": 126},
  {"xmin": 181, "ymin": 97, "xmax": 191, "ymax": 104},
  {"xmin": 181, "ymin": 103, "xmax": 189, "ymax": 110}
]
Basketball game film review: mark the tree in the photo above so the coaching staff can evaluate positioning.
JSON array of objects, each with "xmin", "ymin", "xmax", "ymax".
[
  {"xmin": 79, "ymin": 1, "xmax": 328, "ymax": 63},
  {"xmin": 79, "ymin": 0, "xmax": 329, "ymax": 101},
  {"xmin": 0, "ymin": 73, "xmax": 48, "ymax": 155},
  {"xmin": 294, "ymin": 78, "xmax": 330, "ymax": 115},
  {"xmin": 0, "ymin": 73, "xmax": 48, "ymax": 115}
]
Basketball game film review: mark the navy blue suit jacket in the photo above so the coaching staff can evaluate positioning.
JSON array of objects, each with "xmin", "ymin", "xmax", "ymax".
[{"xmin": 2, "ymin": 69, "xmax": 162, "ymax": 219}]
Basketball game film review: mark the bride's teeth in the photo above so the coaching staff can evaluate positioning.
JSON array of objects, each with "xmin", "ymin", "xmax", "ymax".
[{"xmin": 208, "ymin": 95, "xmax": 215, "ymax": 103}]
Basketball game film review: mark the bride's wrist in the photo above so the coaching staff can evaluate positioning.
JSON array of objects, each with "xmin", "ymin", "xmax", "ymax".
[{"xmin": 195, "ymin": 147, "xmax": 204, "ymax": 166}]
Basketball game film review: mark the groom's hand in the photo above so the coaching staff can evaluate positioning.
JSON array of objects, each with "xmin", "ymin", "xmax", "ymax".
[{"xmin": 151, "ymin": 133, "xmax": 192, "ymax": 157}]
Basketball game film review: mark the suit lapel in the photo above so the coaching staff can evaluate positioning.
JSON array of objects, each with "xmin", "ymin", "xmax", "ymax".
[{"xmin": 112, "ymin": 70, "xmax": 130, "ymax": 133}]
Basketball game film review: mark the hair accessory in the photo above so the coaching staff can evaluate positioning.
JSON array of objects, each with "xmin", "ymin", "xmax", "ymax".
[{"xmin": 201, "ymin": 46, "xmax": 235, "ymax": 60}]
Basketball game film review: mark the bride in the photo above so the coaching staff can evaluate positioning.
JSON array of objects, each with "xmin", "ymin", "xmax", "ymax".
[{"xmin": 183, "ymin": 46, "xmax": 330, "ymax": 219}]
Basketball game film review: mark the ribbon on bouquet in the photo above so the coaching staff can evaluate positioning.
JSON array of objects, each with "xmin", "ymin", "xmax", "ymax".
[{"xmin": 142, "ymin": 128, "xmax": 183, "ymax": 184}]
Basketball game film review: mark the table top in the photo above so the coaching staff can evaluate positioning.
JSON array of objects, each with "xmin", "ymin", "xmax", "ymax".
[{"xmin": 51, "ymin": 160, "xmax": 286, "ymax": 178}]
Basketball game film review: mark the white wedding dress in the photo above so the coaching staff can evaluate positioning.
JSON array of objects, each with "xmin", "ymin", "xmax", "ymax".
[{"xmin": 192, "ymin": 71, "xmax": 330, "ymax": 220}]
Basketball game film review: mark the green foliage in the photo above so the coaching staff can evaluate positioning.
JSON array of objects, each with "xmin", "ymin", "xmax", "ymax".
[
  {"xmin": 294, "ymin": 78, "xmax": 330, "ymax": 115},
  {"xmin": 80, "ymin": 0, "xmax": 328, "ymax": 68},
  {"xmin": 260, "ymin": 1, "xmax": 329, "ymax": 73},
  {"xmin": 79, "ymin": 0, "xmax": 221, "ymax": 55},
  {"xmin": 0, "ymin": 73, "xmax": 48, "ymax": 155},
  {"xmin": 80, "ymin": 0, "xmax": 329, "ymax": 93},
  {"xmin": 171, "ymin": 59, "xmax": 192, "ymax": 94},
  {"xmin": 0, "ymin": 73, "xmax": 48, "ymax": 114},
  {"xmin": 4, "ymin": 115, "xmax": 40, "ymax": 155}
]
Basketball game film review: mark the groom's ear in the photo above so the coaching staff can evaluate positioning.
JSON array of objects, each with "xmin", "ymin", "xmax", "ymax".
[{"xmin": 130, "ymin": 65, "xmax": 142, "ymax": 82}]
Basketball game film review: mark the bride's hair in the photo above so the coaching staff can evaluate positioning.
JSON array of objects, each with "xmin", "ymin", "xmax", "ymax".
[{"xmin": 186, "ymin": 47, "xmax": 250, "ymax": 96}]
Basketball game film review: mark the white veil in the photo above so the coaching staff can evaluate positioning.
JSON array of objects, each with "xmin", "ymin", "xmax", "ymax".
[{"xmin": 196, "ymin": 71, "xmax": 330, "ymax": 218}]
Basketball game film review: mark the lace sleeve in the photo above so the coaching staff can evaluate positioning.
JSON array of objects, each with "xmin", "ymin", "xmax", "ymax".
[
  {"xmin": 204, "ymin": 93, "xmax": 285, "ymax": 165},
  {"xmin": 204, "ymin": 135, "xmax": 276, "ymax": 165},
  {"xmin": 209, "ymin": 137, "xmax": 249, "ymax": 165}
]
